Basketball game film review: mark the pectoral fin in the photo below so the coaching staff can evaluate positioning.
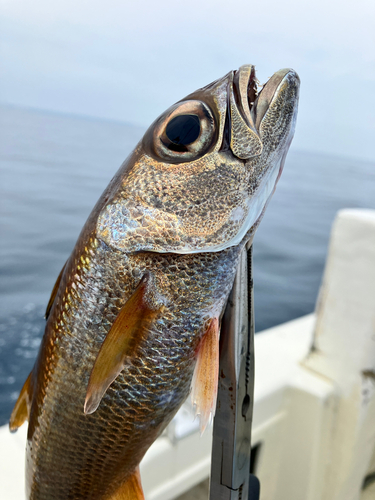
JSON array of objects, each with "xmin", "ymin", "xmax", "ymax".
[
  {"xmin": 191, "ymin": 317, "xmax": 220, "ymax": 434},
  {"xmin": 45, "ymin": 261, "xmax": 67, "ymax": 319},
  {"xmin": 9, "ymin": 371, "xmax": 34, "ymax": 432},
  {"xmin": 109, "ymin": 467, "xmax": 144, "ymax": 500},
  {"xmin": 84, "ymin": 273, "xmax": 164, "ymax": 415}
]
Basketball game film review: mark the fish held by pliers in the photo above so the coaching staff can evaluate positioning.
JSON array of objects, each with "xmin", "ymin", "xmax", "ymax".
[{"xmin": 10, "ymin": 65, "xmax": 299, "ymax": 499}]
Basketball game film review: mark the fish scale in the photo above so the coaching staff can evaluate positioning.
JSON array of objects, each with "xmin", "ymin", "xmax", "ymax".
[
  {"xmin": 10, "ymin": 64, "xmax": 299, "ymax": 499},
  {"xmin": 27, "ymin": 229, "xmax": 241, "ymax": 499}
]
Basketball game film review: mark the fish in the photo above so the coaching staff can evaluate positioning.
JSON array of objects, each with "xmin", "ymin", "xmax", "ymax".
[{"xmin": 9, "ymin": 64, "xmax": 299, "ymax": 500}]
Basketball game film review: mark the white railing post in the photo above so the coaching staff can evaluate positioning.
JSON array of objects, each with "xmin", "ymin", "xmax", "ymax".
[{"xmin": 304, "ymin": 209, "xmax": 375, "ymax": 500}]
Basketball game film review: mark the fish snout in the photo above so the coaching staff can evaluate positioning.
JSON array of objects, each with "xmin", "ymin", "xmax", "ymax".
[
  {"xmin": 252, "ymin": 68, "xmax": 300, "ymax": 133},
  {"xmin": 228, "ymin": 66, "xmax": 300, "ymax": 161}
]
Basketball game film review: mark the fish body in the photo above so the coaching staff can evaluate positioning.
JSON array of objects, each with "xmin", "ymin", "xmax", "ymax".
[{"xmin": 10, "ymin": 65, "xmax": 299, "ymax": 499}]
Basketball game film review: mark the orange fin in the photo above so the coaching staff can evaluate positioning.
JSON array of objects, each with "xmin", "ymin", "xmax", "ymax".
[
  {"xmin": 109, "ymin": 467, "xmax": 145, "ymax": 500},
  {"xmin": 191, "ymin": 317, "xmax": 220, "ymax": 434},
  {"xmin": 84, "ymin": 273, "xmax": 164, "ymax": 415},
  {"xmin": 45, "ymin": 261, "xmax": 67, "ymax": 319},
  {"xmin": 9, "ymin": 371, "xmax": 33, "ymax": 432}
]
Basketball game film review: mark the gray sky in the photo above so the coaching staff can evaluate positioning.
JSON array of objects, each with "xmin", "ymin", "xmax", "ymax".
[{"xmin": 1, "ymin": 0, "xmax": 374, "ymax": 161}]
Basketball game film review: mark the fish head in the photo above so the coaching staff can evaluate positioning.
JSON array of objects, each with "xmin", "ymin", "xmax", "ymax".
[{"xmin": 97, "ymin": 65, "xmax": 300, "ymax": 253}]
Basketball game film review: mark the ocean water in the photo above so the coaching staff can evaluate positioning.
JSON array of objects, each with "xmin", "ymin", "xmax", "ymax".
[{"xmin": 1, "ymin": 104, "xmax": 374, "ymax": 426}]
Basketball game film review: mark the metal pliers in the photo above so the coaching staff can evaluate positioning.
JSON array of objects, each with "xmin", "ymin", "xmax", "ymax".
[{"xmin": 209, "ymin": 246, "xmax": 260, "ymax": 500}]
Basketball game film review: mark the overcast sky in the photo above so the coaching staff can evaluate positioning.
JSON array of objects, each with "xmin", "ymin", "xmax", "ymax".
[{"xmin": 1, "ymin": 0, "xmax": 374, "ymax": 161}]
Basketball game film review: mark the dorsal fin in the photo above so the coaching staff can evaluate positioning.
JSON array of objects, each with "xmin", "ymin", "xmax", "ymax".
[
  {"xmin": 84, "ymin": 273, "xmax": 164, "ymax": 415},
  {"xmin": 45, "ymin": 261, "xmax": 67, "ymax": 319},
  {"xmin": 9, "ymin": 371, "xmax": 34, "ymax": 432},
  {"xmin": 191, "ymin": 317, "xmax": 220, "ymax": 434}
]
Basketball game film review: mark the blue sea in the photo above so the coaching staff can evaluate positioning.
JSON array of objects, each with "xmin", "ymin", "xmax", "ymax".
[{"xmin": 0, "ymin": 104, "xmax": 374, "ymax": 426}]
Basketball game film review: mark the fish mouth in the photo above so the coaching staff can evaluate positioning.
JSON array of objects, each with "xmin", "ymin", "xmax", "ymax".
[{"xmin": 233, "ymin": 65, "xmax": 300, "ymax": 133}]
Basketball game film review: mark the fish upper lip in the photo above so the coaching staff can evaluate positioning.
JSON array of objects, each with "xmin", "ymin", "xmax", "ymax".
[{"xmin": 251, "ymin": 68, "xmax": 300, "ymax": 131}]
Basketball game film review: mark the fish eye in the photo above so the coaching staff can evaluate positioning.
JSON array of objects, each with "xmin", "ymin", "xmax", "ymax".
[
  {"xmin": 165, "ymin": 115, "xmax": 201, "ymax": 147},
  {"xmin": 143, "ymin": 100, "xmax": 216, "ymax": 163}
]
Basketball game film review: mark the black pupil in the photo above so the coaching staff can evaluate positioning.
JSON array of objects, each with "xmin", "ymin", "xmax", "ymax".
[{"xmin": 165, "ymin": 115, "xmax": 200, "ymax": 146}]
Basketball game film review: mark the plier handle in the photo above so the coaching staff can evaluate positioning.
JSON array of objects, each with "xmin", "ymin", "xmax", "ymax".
[{"xmin": 209, "ymin": 246, "xmax": 260, "ymax": 500}]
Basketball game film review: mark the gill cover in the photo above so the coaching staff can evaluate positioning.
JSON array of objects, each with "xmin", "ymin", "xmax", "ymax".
[{"xmin": 96, "ymin": 66, "xmax": 299, "ymax": 254}]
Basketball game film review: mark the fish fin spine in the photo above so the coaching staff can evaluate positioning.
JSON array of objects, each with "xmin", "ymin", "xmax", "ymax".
[
  {"xmin": 191, "ymin": 317, "xmax": 220, "ymax": 435},
  {"xmin": 45, "ymin": 260, "xmax": 67, "ymax": 319},
  {"xmin": 9, "ymin": 370, "xmax": 34, "ymax": 432}
]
